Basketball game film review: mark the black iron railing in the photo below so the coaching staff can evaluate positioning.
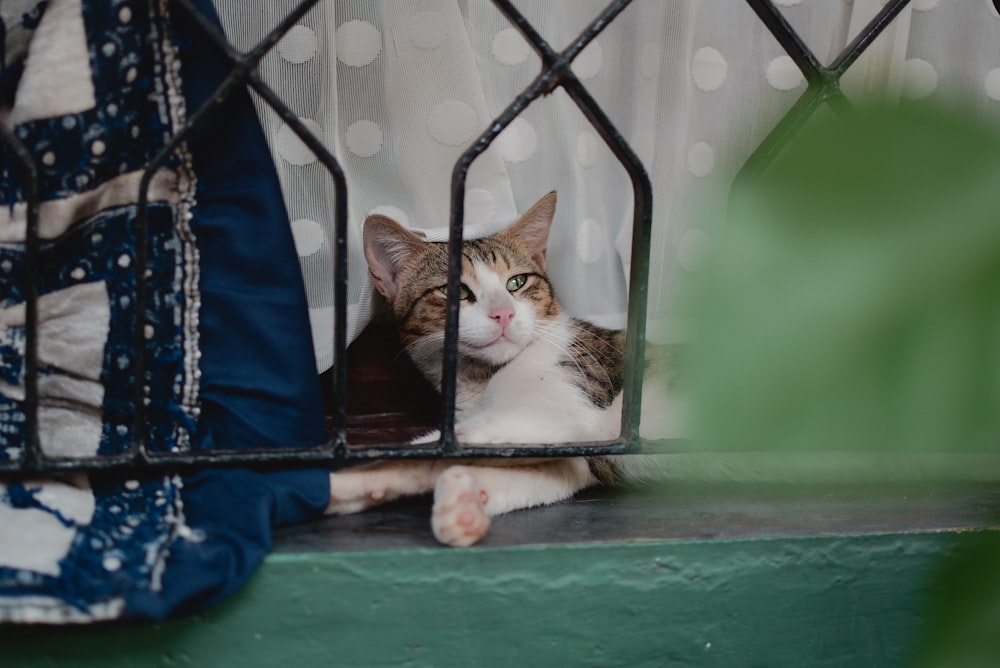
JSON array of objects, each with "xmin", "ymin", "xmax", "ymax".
[{"xmin": 0, "ymin": 0, "xmax": 913, "ymax": 474}]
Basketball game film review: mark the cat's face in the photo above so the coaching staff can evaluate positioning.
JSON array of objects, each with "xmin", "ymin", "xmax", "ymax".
[{"xmin": 364, "ymin": 193, "xmax": 562, "ymax": 369}]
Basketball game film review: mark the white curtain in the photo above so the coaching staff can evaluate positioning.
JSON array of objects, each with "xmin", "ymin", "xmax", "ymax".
[{"xmin": 212, "ymin": 0, "xmax": 1000, "ymax": 371}]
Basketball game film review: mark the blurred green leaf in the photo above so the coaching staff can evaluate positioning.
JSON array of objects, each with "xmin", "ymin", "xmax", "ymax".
[
  {"xmin": 688, "ymin": 104, "xmax": 1000, "ymax": 455},
  {"xmin": 683, "ymin": 103, "xmax": 1000, "ymax": 668},
  {"xmin": 915, "ymin": 530, "xmax": 1000, "ymax": 668}
]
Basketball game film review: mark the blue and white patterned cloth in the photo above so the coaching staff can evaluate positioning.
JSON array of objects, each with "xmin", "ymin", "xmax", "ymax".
[{"xmin": 0, "ymin": 0, "xmax": 329, "ymax": 622}]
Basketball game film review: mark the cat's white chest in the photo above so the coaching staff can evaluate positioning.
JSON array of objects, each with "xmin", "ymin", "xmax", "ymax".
[{"xmin": 456, "ymin": 323, "xmax": 619, "ymax": 444}]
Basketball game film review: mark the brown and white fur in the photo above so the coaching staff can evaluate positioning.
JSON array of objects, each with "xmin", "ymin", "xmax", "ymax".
[{"xmin": 326, "ymin": 193, "xmax": 675, "ymax": 546}]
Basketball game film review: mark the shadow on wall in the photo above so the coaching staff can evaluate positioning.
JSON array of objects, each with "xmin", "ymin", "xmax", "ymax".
[{"xmin": 682, "ymin": 102, "xmax": 1000, "ymax": 668}]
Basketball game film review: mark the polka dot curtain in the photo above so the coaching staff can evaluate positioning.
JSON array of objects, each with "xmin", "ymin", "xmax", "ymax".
[{"xmin": 212, "ymin": 0, "xmax": 1000, "ymax": 371}]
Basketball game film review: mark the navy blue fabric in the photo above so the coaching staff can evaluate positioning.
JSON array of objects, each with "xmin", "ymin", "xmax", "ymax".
[
  {"xmin": 2, "ymin": 1, "xmax": 194, "ymax": 619},
  {"xmin": 0, "ymin": 0, "xmax": 330, "ymax": 621},
  {"xmin": 128, "ymin": 469, "xmax": 330, "ymax": 618},
  {"xmin": 173, "ymin": 0, "xmax": 327, "ymax": 454}
]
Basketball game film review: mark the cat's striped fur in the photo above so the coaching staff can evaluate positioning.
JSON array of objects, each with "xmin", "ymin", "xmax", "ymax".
[{"xmin": 326, "ymin": 192, "xmax": 671, "ymax": 546}]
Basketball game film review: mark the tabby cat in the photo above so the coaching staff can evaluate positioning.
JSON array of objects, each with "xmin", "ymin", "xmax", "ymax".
[{"xmin": 326, "ymin": 193, "xmax": 674, "ymax": 546}]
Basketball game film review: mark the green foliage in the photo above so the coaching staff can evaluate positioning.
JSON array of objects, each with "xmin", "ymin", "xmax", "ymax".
[
  {"xmin": 684, "ymin": 103, "xmax": 1000, "ymax": 668},
  {"xmin": 688, "ymin": 104, "xmax": 1000, "ymax": 455},
  {"xmin": 916, "ymin": 531, "xmax": 1000, "ymax": 668}
]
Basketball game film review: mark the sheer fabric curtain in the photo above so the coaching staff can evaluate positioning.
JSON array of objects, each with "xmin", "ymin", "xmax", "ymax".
[{"xmin": 212, "ymin": 0, "xmax": 999, "ymax": 370}]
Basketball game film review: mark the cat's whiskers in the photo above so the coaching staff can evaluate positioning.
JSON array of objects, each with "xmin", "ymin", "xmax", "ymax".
[
  {"xmin": 558, "ymin": 319, "xmax": 627, "ymax": 355},
  {"xmin": 398, "ymin": 331, "xmax": 446, "ymax": 365},
  {"xmin": 531, "ymin": 323, "xmax": 608, "ymax": 385},
  {"xmin": 534, "ymin": 320, "xmax": 619, "ymax": 391}
]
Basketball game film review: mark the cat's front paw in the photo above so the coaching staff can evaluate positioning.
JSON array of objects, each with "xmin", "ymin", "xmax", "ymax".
[
  {"xmin": 326, "ymin": 471, "xmax": 386, "ymax": 515},
  {"xmin": 431, "ymin": 467, "xmax": 490, "ymax": 547},
  {"xmin": 327, "ymin": 461, "xmax": 441, "ymax": 515}
]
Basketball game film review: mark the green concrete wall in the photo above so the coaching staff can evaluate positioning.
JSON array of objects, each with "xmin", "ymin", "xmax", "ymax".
[{"xmin": 1, "ymin": 531, "xmax": 953, "ymax": 668}]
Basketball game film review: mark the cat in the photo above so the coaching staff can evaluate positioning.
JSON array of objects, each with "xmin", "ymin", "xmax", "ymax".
[{"xmin": 326, "ymin": 192, "xmax": 676, "ymax": 547}]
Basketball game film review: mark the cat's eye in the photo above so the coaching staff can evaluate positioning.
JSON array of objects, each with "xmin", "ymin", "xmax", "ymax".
[
  {"xmin": 440, "ymin": 283, "xmax": 473, "ymax": 301},
  {"xmin": 506, "ymin": 274, "xmax": 527, "ymax": 292}
]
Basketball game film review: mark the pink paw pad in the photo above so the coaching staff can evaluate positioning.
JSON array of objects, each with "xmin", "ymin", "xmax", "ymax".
[{"xmin": 432, "ymin": 470, "xmax": 491, "ymax": 547}]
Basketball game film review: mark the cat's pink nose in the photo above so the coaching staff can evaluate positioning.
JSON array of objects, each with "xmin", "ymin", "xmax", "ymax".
[{"xmin": 490, "ymin": 307, "xmax": 515, "ymax": 333}]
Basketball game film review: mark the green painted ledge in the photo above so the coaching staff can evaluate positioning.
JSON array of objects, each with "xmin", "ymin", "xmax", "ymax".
[{"xmin": 1, "ymin": 531, "xmax": 954, "ymax": 668}]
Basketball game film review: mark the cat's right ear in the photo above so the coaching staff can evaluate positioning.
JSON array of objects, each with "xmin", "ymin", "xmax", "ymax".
[
  {"xmin": 504, "ymin": 191, "xmax": 557, "ymax": 270},
  {"xmin": 363, "ymin": 215, "xmax": 427, "ymax": 301}
]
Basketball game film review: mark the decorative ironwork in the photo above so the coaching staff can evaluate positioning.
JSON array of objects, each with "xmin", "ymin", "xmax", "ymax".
[{"xmin": 0, "ymin": 0, "xmax": 913, "ymax": 474}]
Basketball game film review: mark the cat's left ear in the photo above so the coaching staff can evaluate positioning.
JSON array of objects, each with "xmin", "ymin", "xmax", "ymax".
[{"xmin": 503, "ymin": 191, "xmax": 556, "ymax": 269}]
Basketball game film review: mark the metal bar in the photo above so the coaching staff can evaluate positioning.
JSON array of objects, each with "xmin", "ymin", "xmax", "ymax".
[
  {"xmin": 1, "ymin": 439, "xmax": 655, "ymax": 476},
  {"xmin": 830, "ymin": 0, "xmax": 913, "ymax": 77},
  {"xmin": 173, "ymin": 0, "xmax": 349, "ymax": 449},
  {"xmin": 738, "ymin": 0, "xmax": 913, "ymax": 181},
  {"xmin": 0, "ymin": 123, "xmax": 43, "ymax": 469},
  {"xmin": 441, "ymin": 0, "xmax": 646, "ymax": 454},
  {"xmin": 129, "ymin": 0, "xmax": 342, "ymax": 458},
  {"xmin": 173, "ymin": 0, "xmax": 320, "ymax": 71},
  {"xmin": 517, "ymin": 0, "xmax": 650, "ymax": 448},
  {"xmin": 0, "ymin": 0, "xmax": 344, "ymax": 475},
  {"xmin": 488, "ymin": 0, "xmax": 557, "ymax": 65},
  {"xmin": 439, "ymin": 0, "xmax": 565, "ymax": 453},
  {"xmin": 737, "ymin": 85, "xmax": 827, "ymax": 183},
  {"xmin": 743, "ymin": 0, "xmax": 829, "ymax": 87},
  {"xmin": 4, "ymin": 0, "xmax": 917, "ymax": 475},
  {"xmin": 243, "ymin": 69, "xmax": 350, "ymax": 451},
  {"xmin": 130, "ymin": 0, "xmax": 301, "ymax": 462},
  {"xmin": 559, "ymin": 71, "xmax": 652, "ymax": 446}
]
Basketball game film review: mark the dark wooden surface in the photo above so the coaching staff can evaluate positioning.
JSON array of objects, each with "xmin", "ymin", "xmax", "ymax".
[{"xmin": 331, "ymin": 321, "xmax": 440, "ymax": 445}]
